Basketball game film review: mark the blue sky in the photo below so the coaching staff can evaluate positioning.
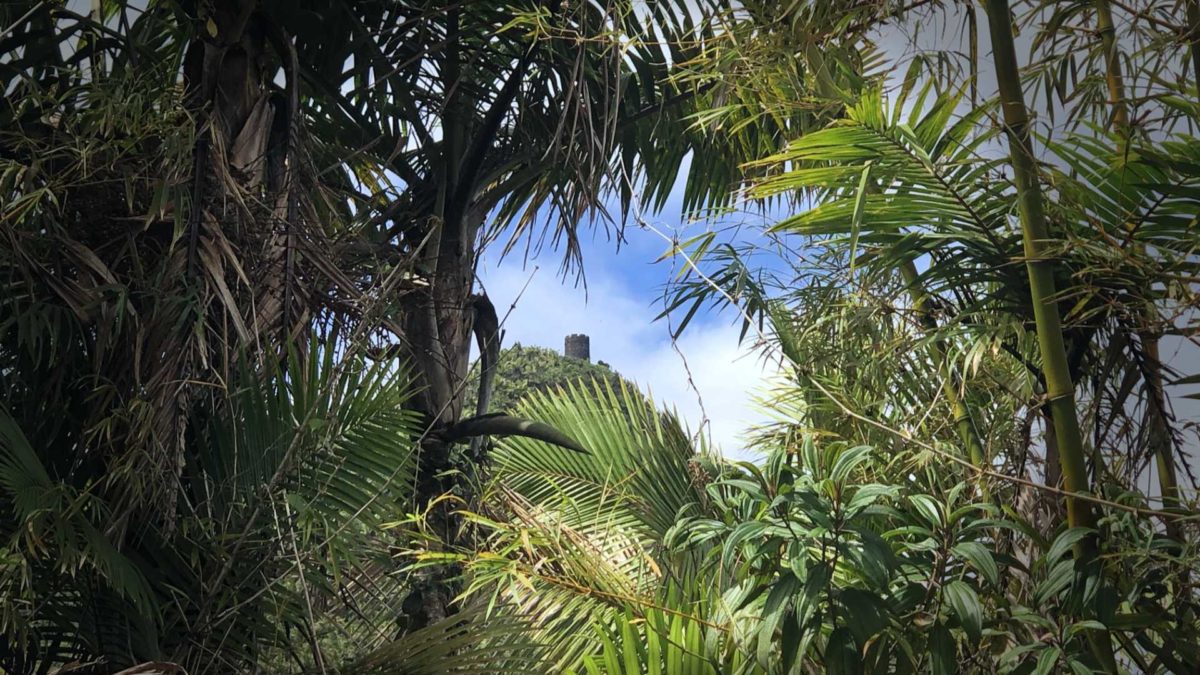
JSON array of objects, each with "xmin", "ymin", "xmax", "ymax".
[{"xmin": 475, "ymin": 170, "xmax": 784, "ymax": 461}]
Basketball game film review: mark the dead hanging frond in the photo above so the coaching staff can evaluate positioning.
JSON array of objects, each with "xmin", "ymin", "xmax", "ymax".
[{"xmin": 442, "ymin": 413, "xmax": 588, "ymax": 454}]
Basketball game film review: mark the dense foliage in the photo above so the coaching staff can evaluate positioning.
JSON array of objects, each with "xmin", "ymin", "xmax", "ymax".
[
  {"xmin": 0, "ymin": 0, "xmax": 706, "ymax": 669},
  {"xmin": 1, "ymin": 0, "xmax": 1198, "ymax": 673},
  {"xmin": 463, "ymin": 344, "xmax": 630, "ymax": 414}
]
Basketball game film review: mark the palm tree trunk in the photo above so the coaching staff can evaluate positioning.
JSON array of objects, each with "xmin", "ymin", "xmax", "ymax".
[
  {"xmin": 397, "ymin": 6, "xmax": 470, "ymax": 632},
  {"xmin": 899, "ymin": 261, "xmax": 990, "ymax": 494},
  {"xmin": 1188, "ymin": 0, "xmax": 1200, "ymax": 99},
  {"xmin": 983, "ymin": 0, "xmax": 1117, "ymax": 667},
  {"xmin": 1093, "ymin": 0, "xmax": 1184, "ymax": 544},
  {"xmin": 1145, "ymin": 338, "xmax": 1182, "ymax": 514},
  {"xmin": 1093, "ymin": 0, "xmax": 1129, "ymax": 134}
]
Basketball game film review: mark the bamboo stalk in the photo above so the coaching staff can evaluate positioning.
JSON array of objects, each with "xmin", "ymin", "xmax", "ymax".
[
  {"xmin": 984, "ymin": 0, "xmax": 1097, "ymax": 535},
  {"xmin": 983, "ymin": 0, "xmax": 1117, "ymax": 668}
]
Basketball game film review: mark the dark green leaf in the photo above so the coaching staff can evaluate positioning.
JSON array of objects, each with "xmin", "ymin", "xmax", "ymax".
[
  {"xmin": 952, "ymin": 541, "xmax": 999, "ymax": 586},
  {"xmin": 943, "ymin": 580, "xmax": 982, "ymax": 641}
]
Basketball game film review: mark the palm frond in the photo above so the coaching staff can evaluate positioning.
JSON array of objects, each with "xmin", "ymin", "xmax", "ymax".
[{"xmin": 494, "ymin": 378, "xmax": 705, "ymax": 541}]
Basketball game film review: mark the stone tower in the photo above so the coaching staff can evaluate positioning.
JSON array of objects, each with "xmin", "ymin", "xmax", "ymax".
[{"xmin": 564, "ymin": 333, "xmax": 590, "ymax": 361}]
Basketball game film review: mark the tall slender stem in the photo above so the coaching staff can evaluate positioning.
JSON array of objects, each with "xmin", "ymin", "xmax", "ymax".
[
  {"xmin": 1188, "ymin": 0, "xmax": 1200, "ymax": 101},
  {"xmin": 1093, "ymin": 0, "xmax": 1129, "ymax": 135},
  {"xmin": 984, "ymin": 0, "xmax": 1096, "ymax": 536},
  {"xmin": 985, "ymin": 1, "xmax": 1117, "ymax": 668},
  {"xmin": 899, "ymin": 261, "xmax": 990, "ymax": 496},
  {"xmin": 1093, "ymin": 0, "xmax": 1184, "ymax": 544},
  {"xmin": 1145, "ymin": 338, "xmax": 1182, "ymax": 513}
]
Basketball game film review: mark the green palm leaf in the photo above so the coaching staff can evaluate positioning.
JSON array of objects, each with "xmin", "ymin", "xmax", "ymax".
[{"xmin": 494, "ymin": 378, "xmax": 705, "ymax": 541}]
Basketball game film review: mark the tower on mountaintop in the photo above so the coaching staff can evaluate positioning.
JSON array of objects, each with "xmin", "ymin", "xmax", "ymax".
[{"xmin": 564, "ymin": 334, "xmax": 590, "ymax": 362}]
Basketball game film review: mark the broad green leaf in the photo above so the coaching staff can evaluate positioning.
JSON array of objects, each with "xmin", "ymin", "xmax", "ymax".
[
  {"xmin": 797, "ymin": 564, "xmax": 832, "ymax": 627},
  {"xmin": 845, "ymin": 484, "xmax": 897, "ymax": 517},
  {"xmin": 781, "ymin": 609, "xmax": 801, "ymax": 675},
  {"xmin": 839, "ymin": 588, "xmax": 887, "ymax": 646},
  {"xmin": 826, "ymin": 627, "xmax": 861, "ymax": 675},
  {"xmin": 854, "ymin": 528, "xmax": 896, "ymax": 588},
  {"xmin": 1065, "ymin": 620, "xmax": 1106, "ymax": 638},
  {"xmin": 1036, "ymin": 560, "xmax": 1075, "ymax": 604},
  {"xmin": 1033, "ymin": 647, "xmax": 1061, "ymax": 675},
  {"xmin": 930, "ymin": 623, "xmax": 956, "ymax": 675},
  {"xmin": 1066, "ymin": 658, "xmax": 1095, "ymax": 675},
  {"xmin": 1044, "ymin": 527, "xmax": 1094, "ymax": 565},
  {"xmin": 943, "ymin": 580, "xmax": 982, "ymax": 641},
  {"xmin": 830, "ymin": 445, "xmax": 874, "ymax": 483},
  {"xmin": 952, "ymin": 541, "xmax": 999, "ymax": 586},
  {"xmin": 908, "ymin": 494, "xmax": 943, "ymax": 527},
  {"xmin": 759, "ymin": 571, "xmax": 800, "ymax": 668}
]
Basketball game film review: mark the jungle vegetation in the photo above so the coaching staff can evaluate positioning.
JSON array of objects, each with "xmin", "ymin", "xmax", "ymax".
[
  {"xmin": 462, "ymin": 343, "xmax": 631, "ymax": 415},
  {"xmin": 1, "ymin": 0, "xmax": 1198, "ymax": 673}
]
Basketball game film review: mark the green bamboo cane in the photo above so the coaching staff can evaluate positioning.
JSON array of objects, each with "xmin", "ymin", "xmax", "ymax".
[
  {"xmin": 984, "ymin": 0, "xmax": 1098, "ymax": 536},
  {"xmin": 984, "ymin": 3, "xmax": 1121, "ymax": 670}
]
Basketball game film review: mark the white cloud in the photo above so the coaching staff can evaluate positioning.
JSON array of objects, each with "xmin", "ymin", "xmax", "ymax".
[{"xmin": 476, "ymin": 260, "xmax": 773, "ymax": 461}]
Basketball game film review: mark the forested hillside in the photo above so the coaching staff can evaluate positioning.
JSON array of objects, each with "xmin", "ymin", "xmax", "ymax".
[
  {"xmin": 1, "ymin": 1, "xmax": 1198, "ymax": 673},
  {"xmin": 463, "ymin": 343, "xmax": 631, "ymax": 414}
]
